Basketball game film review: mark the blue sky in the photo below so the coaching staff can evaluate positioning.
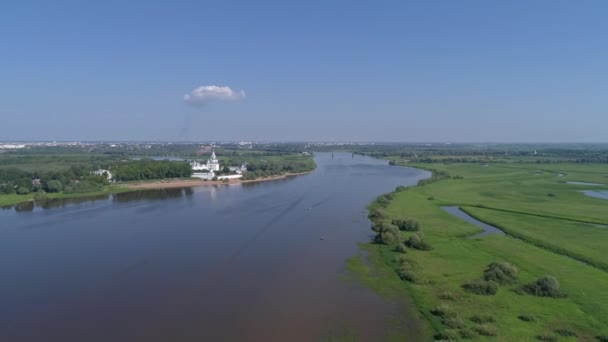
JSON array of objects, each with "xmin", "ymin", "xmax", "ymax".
[{"xmin": 1, "ymin": 0, "xmax": 607, "ymax": 142}]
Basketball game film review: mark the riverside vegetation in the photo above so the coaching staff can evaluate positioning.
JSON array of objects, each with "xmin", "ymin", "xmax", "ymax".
[
  {"xmin": 0, "ymin": 143, "xmax": 315, "ymax": 207},
  {"xmin": 349, "ymin": 152, "xmax": 608, "ymax": 341}
]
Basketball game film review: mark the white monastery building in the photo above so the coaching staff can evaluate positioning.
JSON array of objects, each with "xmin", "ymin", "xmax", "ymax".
[{"xmin": 190, "ymin": 151, "xmax": 221, "ymax": 172}]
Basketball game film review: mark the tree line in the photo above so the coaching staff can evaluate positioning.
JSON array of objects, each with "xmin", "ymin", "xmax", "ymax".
[{"xmin": 0, "ymin": 159, "xmax": 192, "ymax": 196}]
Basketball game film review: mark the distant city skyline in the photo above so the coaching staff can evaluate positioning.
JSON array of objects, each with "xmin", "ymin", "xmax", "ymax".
[{"xmin": 1, "ymin": 1, "xmax": 607, "ymax": 142}]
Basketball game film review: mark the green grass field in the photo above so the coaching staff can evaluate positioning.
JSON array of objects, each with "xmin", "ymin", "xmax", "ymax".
[{"xmin": 352, "ymin": 161, "xmax": 608, "ymax": 341}]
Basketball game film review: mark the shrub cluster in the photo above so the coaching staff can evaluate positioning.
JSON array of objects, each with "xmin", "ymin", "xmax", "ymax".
[
  {"xmin": 462, "ymin": 279, "xmax": 498, "ymax": 295},
  {"xmin": 397, "ymin": 258, "xmax": 422, "ymax": 283},
  {"xmin": 439, "ymin": 291, "xmax": 458, "ymax": 301},
  {"xmin": 483, "ymin": 262, "xmax": 518, "ymax": 284},
  {"xmin": 442, "ymin": 316, "xmax": 465, "ymax": 329},
  {"xmin": 459, "ymin": 328, "xmax": 477, "ymax": 339},
  {"xmin": 470, "ymin": 314, "xmax": 495, "ymax": 324},
  {"xmin": 431, "ymin": 304, "xmax": 457, "ymax": 318},
  {"xmin": 392, "ymin": 218, "xmax": 421, "ymax": 231},
  {"xmin": 520, "ymin": 275, "xmax": 564, "ymax": 298},
  {"xmin": 372, "ymin": 222, "xmax": 401, "ymax": 245},
  {"xmin": 394, "ymin": 243, "xmax": 408, "ymax": 253},
  {"xmin": 537, "ymin": 335, "xmax": 557, "ymax": 342},
  {"xmin": 474, "ymin": 325, "xmax": 497, "ymax": 337},
  {"xmin": 405, "ymin": 232, "xmax": 432, "ymax": 250},
  {"xmin": 554, "ymin": 329, "xmax": 577, "ymax": 337},
  {"xmin": 518, "ymin": 314, "xmax": 536, "ymax": 322}
]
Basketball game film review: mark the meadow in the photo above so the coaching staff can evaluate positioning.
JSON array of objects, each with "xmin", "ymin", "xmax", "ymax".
[{"xmin": 351, "ymin": 160, "xmax": 608, "ymax": 341}]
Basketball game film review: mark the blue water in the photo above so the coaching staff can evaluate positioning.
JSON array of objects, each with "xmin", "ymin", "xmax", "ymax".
[{"xmin": 441, "ymin": 206, "xmax": 506, "ymax": 238}]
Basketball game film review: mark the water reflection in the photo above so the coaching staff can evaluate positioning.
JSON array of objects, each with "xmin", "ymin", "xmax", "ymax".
[{"xmin": 113, "ymin": 188, "xmax": 193, "ymax": 203}]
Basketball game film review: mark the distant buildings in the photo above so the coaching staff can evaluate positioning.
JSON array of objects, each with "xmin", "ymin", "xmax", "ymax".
[
  {"xmin": 190, "ymin": 151, "xmax": 220, "ymax": 172},
  {"xmin": 92, "ymin": 169, "xmax": 113, "ymax": 180},
  {"xmin": 190, "ymin": 151, "xmax": 245, "ymax": 181},
  {"xmin": 0, "ymin": 144, "xmax": 25, "ymax": 149},
  {"xmin": 228, "ymin": 163, "xmax": 248, "ymax": 174}
]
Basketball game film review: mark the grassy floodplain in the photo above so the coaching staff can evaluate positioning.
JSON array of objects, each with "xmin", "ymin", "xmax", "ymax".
[{"xmin": 350, "ymin": 159, "xmax": 608, "ymax": 341}]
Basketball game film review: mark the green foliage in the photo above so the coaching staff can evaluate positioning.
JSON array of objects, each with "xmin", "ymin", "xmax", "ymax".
[
  {"xmin": 462, "ymin": 279, "xmax": 498, "ymax": 295},
  {"xmin": 431, "ymin": 304, "xmax": 457, "ymax": 318},
  {"xmin": 16, "ymin": 186, "xmax": 30, "ymax": 195},
  {"xmin": 433, "ymin": 331, "xmax": 459, "ymax": 341},
  {"xmin": 45, "ymin": 180, "xmax": 63, "ymax": 193},
  {"xmin": 405, "ymin": 232, "xmax": 432, "ymax": 250},
  {"xmin": 439, "ymin": 291, "xmax": 458, "ymax": 301},
  {"xmin": 537, "ymin": 335, "xmax": 558, "ymax": 341},
  {"xmin": 597, "ymin": 335, "xmax": 608, "ymax": 342},
  {"xmin": 392, "ymin": 218, "xmax": 421, "ymax": 231},
  {"xmin": 521, "ymin": 275, "xmax": 564, "ymax": 298},
  {"xmin": 483, "ymin": 261, "xmax": 519, "ymax": 284},
  {"xmin": 112, "ymin": 160, "xmax": 192, "ymax": 181},
  {"xmin": 459, "ymin": 328, "xmax": 477, "ymax": 339},
  {"xmin": 474, "ymin": 324, "xmax": 498, "ymax": 336},
  {"xmin": 442, "ymin": 316, "xmax": 465, "ymax": 329},
  {"xmin": 395, "ymin": 243, "xmax": 408, "ymax": 253},
  {"xmin": 470, "ymin": 314, "xmax": 495, "ymax": 324},
  {"xmin": 554, "ymin": 328, "xmax": 577, "ymax": 337},
  {"xmin": 63, "ymin": 181, "xmax": 103, "ymax": 194},
  {"xmin": 397, "ymin": 259, "xmax": 422, "ymax": 283},
  {"xmin": 518, "ymin": 314, "xmax": 536, "ymax": 322},
  {"xmin": 242, "ymin": 155, "xmax": 315, "ymax": 180},
  {"xmin": 373, "ymin": 222, "xmax": 401, "ymax": 245}
]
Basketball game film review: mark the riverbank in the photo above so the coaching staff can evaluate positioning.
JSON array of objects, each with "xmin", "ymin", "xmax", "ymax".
[
  {"xmin": 351, "ymin": 161, "xmax": 608, "ymax": 340},
  {"xmin": 0, "ymin": 172, "xmax": 313, "ymax": 208},
  {"xmin": 122, "ymin": 171, "xmax": 313, "ymax": 190}
]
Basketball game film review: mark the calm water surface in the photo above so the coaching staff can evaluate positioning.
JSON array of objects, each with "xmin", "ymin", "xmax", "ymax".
[
  {"xmin": 441, "ymin": 206, "xmax": 505, "ymax": 238},
  {"xmin": 582, "ymin": 190, "xmax": 608, "ymax": 200},
  {"xmin": 0, "ymin": 153, "xmax": 429, "ymax": 341}
]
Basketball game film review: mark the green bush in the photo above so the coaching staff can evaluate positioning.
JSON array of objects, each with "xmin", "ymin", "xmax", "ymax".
[
  {"xmin": 537, "ymin": 335, "xmax": 557, "ymax": 342},
  {"xmin": 474, "ymin": 324, "xmax": 497, "ymax": 337},
  {"xmin": 397, "ymin": 259, "xmax": 422, "ymax": 283},
  {"xmin": 459, "ymin": 328, "xmax": 477, "ymax": 339},
  {"xmin": 434, "ymin": 331, "xmax": 459, "ymax": 341},
  {"xmin": 462, "ymin": 280, "xmax": 498, "ymax": 295},
  {"xmin": 431, "ymin": 304, "xmax": 457, "ymax": 318},
  {"xmin": 16, "ymin": 186, "xmax": 31, "ymax": 195},
  {"xmin": 439, "ymin": 291, "xmax": 458, "ymax": 301},
  {"xmin": 373, "ymin": 222, "xmax": 401, "ymax": 245},
  {"xmin": 442, "ymin": 316, "xmax": 465, "ymax": 329},
  {"xmin": 483, "ymin": 262, "xmax": 518, "ymax": 284},
  {"xmin": 597, "ymin": 335, "xmax": 608, "ymax": 342},
  {"xmin": 46, "ymin": 180, "xmax": 63, "ymax": 193},
  {"xmin": 395, "ymin": 243, "xmax": 408, "ymax": 253},
  {"xmin": 405, "ymin": 233, "xmax": 432, "ymax": 250},
  {"xmin": 470, "ymin": 314, "xmax": 495, "ymax": 324},
  {"xmin": 518, "ymin": 314, "xmax": 536, "ymax": 322},
  {"xmin": 554, "ymin": 329, "xmax": 577, "ymax": 337},
  {"xmin": 521, "ymin": 275, "xmax": 564, "ymax": 298},
  {"xmin": 392, "ymin": 218, "xmax": 421, "ymax": 231}
]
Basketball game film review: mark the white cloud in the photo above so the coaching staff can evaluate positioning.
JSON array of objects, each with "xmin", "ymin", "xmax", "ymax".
[{"xmin": 184, "ymin": 85, "xmax": 246, "ymax": 105}]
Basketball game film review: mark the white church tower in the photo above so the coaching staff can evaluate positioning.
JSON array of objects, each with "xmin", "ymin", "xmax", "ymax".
[{"xmin": 208, "ymin": 150, "xmax": 220, "ymax": 171}]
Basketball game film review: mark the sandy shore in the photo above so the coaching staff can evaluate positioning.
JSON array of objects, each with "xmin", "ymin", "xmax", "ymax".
[{"xmin": 122, "ymin": 171, "xmax": 313, "ymax": 190}]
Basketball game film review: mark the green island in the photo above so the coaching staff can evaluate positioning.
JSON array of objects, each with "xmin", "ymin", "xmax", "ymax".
[
  {"xmin": 0, "ymin": 143, "xmax": 315, "ymax": 207},
  {"xmin": 347, "ymin": 145, "xmax": 608, "ymax": 341}
]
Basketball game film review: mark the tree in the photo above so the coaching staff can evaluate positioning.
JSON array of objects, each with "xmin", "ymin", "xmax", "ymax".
[
  {"xmin": 521, "ymin": 275, "xmax": 563, "ymax": 298},
  {"xmin": 16, "ymin": 186, "xmax": 31, "ymax": 195},
  {"xmin": 46, "ymin": 180, "xmax": 63, "ymax": 193}
]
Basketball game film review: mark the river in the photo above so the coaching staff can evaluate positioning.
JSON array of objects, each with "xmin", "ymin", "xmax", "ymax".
[{"xmin": 0, "ymin": 152, "xmax": 430, "ymax": 341}]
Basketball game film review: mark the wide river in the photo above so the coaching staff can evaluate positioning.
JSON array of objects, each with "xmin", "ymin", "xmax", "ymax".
[{"xmin": 0, "ymin": 152, "xmax": 430, "ymax": 341}]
